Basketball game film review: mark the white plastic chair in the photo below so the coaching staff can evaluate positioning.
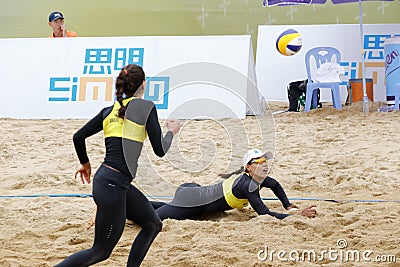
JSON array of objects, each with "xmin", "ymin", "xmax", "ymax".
[{"xmin": 304, "ymin": 47, "xmax": 342, "ymax": 112}]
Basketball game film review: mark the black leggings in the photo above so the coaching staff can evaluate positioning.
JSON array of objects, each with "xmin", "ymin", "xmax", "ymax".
[
  {"xmin": 152, "ymin": 183, "xmax": 223, "ymax": 221},
  {"xmin": 55, "ymin": 165, "xmax": 162, "ymax": 267},
  {"xmin": 152, "ymin": 177, "xmax": 292, "ymax": 221}
]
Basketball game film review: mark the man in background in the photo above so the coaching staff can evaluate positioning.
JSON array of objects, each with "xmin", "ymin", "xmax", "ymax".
[{"xmin": 48, "ymin": 11, "xmax": 78, "ymax": 38}]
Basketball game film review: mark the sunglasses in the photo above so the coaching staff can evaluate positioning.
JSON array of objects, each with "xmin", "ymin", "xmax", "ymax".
[{"xmin": 250, "ymin": 157, "xmax": 268, "ymax": 164}]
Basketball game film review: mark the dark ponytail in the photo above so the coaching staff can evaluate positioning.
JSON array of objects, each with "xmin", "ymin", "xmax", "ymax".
[
  {"xmin": 115, "ymin": 75, "xmax": 126, "ymax": 118},
  {"xmin": 218, "ymin": 167, "xmax": 244, "ymax": 179},
  {"xmin": 115, "ymin": 64, "xmax": 145, "ymax": 118}
]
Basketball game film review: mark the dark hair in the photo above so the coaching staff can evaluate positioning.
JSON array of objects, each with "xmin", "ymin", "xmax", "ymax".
[
  {"xmin": 218, "ymin": 167, "xmax": 244, "ymax": 179},
  {"xmin": 115, "ymin": 64, "xmax": 145, "ymax": 118}
]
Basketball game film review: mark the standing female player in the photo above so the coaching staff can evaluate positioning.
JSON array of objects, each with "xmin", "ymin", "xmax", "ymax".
[{"xmin": 55, "ymin": 64, "xmax": 180, "ymax": 267}]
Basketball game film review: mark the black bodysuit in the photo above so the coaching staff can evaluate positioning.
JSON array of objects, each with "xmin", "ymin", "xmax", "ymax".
[
  {"xmin": 56, "ymin": 98, "xmax": 173, "ymax": 267},
  {"xmin": 152, "ymin": 173, "xmax": 292, "ymax": 221}
]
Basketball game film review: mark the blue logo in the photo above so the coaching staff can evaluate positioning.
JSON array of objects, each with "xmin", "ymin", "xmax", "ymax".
[{"xmin": 48, "ymin": 47, "xmax": 169, "ymax": 109}]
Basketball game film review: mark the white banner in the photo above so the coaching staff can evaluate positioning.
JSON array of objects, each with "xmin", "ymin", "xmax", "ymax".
[
  {"xmin": 0, "ymin": 36, "xmax": 263, "ymax": 119},
  {"xmin": 256, "ymin": 24, "xmax": 400, "ymax": 102}
]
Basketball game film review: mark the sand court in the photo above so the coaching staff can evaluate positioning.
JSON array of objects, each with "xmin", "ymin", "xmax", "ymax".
[{"xmin": 0, "ymin": 102, "xmax": 399, "ymax": 266}]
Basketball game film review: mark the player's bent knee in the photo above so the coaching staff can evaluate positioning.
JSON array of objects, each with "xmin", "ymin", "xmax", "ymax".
[
  {"xmin": 144, "ymin": 219, "xmax": 162, "ymax": 236},
  {"xmin": 153, "ymin": 219, "xmax": 163, "ymax": 234},
  {"xmin": 88, "ymin": 247, "xmax": 113, "ymax": 264}
]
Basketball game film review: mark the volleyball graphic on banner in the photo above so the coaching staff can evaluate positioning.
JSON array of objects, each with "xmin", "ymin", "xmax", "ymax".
[{"xmin": 276, "ymin": 29, "xmax": 302, "ymax": 56}]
